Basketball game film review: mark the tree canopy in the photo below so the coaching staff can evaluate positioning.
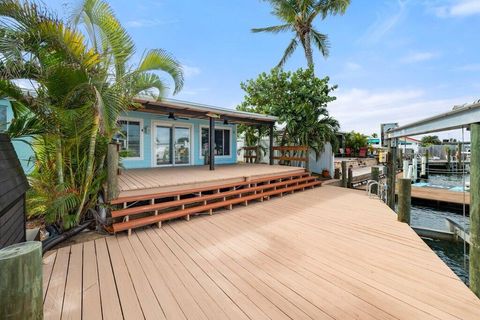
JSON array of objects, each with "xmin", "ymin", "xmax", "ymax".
[
  {"xmin": 237, "ymin": 68, "xmax": 339, "ymax": 158},
  {"xmin": 252, "ymin": 0, "xmax": 350, "ymax": 68},
  {"xmin": 420, "ymin": 135, "xmax": 442, "ymax": 147}
]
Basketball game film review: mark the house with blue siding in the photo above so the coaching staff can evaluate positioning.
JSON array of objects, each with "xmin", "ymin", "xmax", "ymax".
[
  {"xmin": 0, "ymin": 99, "xmax": 34, "ymax": 173},
  {"xmin": 117, "ymin": 98, "xmax": 277, "ymax": 170}
]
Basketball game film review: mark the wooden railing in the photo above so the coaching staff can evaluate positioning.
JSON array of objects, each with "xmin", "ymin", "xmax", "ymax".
[
  {"xmin": 242, "ymin": 146, "xmax": 259, "ymax": 163},
  {"xmin": 272, "ymin": 146, "xmax": 309, "ymax": 169}
]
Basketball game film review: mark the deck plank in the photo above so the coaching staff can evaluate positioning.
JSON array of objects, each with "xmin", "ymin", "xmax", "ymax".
[
  {"xmin": 95, "ymin": 238, "xmax": 123, "ymax": 320},
  {"xmin": 42, "ymin": 251, "xmax": 57, "ymax": 301},
  {"xmin": 82, "ymin": 241, "xmax": 102, "ymax": 320},
  {"xmin": 62, "ymin": 243, "xmax": 83, "ymax": 320},
  {"xmin": 43, "ymin": 246, "xmax": 70, "ymax": 320},
  {"xmin": 43, "ymin": 186, "xmax": 480, "ymax": 319}
]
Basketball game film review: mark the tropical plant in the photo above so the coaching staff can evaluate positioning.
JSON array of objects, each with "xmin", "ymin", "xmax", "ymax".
[
  {"xmin": 252, "ymin": 0, "xmax": 350, "ymax": 68},
  {"xmin": 238, "ymin": 67, "xmax": 339, "ymax": 162},
  {"xmin": 345, "ymin": 131, "xmax": 368, "ymax": 155},
  {"xmin": 0, "ymin": 0, "xmax": 183, "ymax": 230},
  {"xmin": 420, "ymin": 135, "xmax": 441, "ymax": 147}
]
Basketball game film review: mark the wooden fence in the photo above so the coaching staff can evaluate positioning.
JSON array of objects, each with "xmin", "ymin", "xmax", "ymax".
[{"xmin": 0, "ymin": 134, "xmax": 28, "ymax": 249}]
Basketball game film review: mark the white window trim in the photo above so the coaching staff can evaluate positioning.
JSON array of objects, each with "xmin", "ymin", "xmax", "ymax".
[
  {"xmin": 116, "ymin": 116, "xmax": 144, "ymax": 161},
  {"xmin": 199, "ymin": 125, "xmax": 233, "ymax": 159},
  {"xmin": 151, "ymin": 120, "xmax": 194, "ymax": 167}
]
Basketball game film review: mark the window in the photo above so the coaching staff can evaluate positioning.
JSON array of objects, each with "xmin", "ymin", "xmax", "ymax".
[
  {"xmin": 0, "ymin": 106, "xmax": 6, "ymax": 132},
  {"xmin": 201, "ymin": 128, "xmax": 231, "ymax": 156},
  {"xmin": 114, "ymin": 119, "xmax": 141, "ymax": 158}
]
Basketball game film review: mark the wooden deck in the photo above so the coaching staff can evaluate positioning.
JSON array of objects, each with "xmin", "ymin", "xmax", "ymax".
[
  {"xmin": 118, "ymin": 164, "xmax": 305, "ymax": 198},
  {"xmin": 43, "ymin": 186, "xmax": 480, "ymax": 319},
  {"xmin": 409, "ymin": 186, "xmax": 470, "ymax": 205}
]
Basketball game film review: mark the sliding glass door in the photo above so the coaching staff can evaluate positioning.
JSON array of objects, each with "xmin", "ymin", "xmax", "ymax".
[{"xmin": 154, "ymin": 123, "xmax": 191, "ymax": 166}]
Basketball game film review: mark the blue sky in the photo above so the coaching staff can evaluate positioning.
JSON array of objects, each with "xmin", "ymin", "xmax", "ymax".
[{"xmin": 49, "ymin": 0, "xmax": 480, "ymax": 138}]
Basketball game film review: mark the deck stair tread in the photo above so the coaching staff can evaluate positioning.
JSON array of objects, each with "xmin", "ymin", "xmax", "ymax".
[
  {"xmin": 111, "ymin": 175, "xmax": 318, "ymax": 218},
  {"xmin": 111, "ymin": 171, "xmax": 309, "ymax": 205},
  {"xmin": 112, "ymin": 179, "xmax": 321, "ymax": 233}
]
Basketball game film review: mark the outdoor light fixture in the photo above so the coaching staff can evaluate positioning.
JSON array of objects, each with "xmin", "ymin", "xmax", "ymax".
[
  {"xmin": 223, "ymin": 119, "xmax": 229, "ymax": 125},
  {"xmin": 168, "ymin": 112, "xmax": 177, "ymax": 120}
]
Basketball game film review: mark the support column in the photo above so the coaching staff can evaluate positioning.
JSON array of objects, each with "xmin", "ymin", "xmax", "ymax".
[
  {"xmin": 470, "ymin": 123, "xmax": 480, "ymax": 298},
  {"xmin": 209, "ymin": 116, "xmax": 215, "ymax": 171},
  {"xmin": 397, "ymin": 178, "xmax": 411, "ymax": 224},
  {"xmin": 269, "ymin": 123, "xmax": 274, "ymax": 165}
]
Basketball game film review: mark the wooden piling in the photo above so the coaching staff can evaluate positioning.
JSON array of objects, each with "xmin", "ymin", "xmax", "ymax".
[
  {"xmin": 470, "ymin": 123, "xmax": 480, "ymax": 298},
  {"xmin": 107, "ymin": 142, "xmax": 119, "ymax": 202},
  {"xmin": 371, "ymin": 167, "xmax": 380, "ymax": 195},
  {"xmin": 341, "ymin": 161, "xmax": 347, "ymax": 188},
  {"xmin": 458, "ymin": 142, "xmax": 462, "ymax": 170},
  {"xmin": 425, "ymin": 150, "xmax": 429, "ymax": 179},
  {"xmin": 397, "ymin": 178, "xmax": 411, "ymax": 224},
  {"xmin": 347, "ymin": 167, "xmax": 353, "ymax": 188},
  {"xmin": 0, "ymin": 242, "xmax": 43, "ymax": 319},
  {"xmin": 387, "ymin": 141, "xmax": 397, "ymax": 210},
  {"xmin": 447, "ymin": 148, "xmax": 452, "ymax": 171}
]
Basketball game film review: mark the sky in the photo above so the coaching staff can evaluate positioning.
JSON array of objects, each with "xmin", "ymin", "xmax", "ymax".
[{"xmin": 48, "ymin": 0, "xmax": 480, "ymax": 139}]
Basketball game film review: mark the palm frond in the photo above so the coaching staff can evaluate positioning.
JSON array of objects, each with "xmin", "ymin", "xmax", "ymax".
[
  {"xmin": 277, "ymin": 38, "xmax": 298, "ymax": 68},
  {"xmin": 251, "ymin": 24, "xmax": 292, "ymax": 33},
  {"xmin": 310, "ymin": 29, "xmax": 329, "ymax": 57},
  {"xmin": 136, "ymin": 49, "xmax": 184, "ymax": 94}
]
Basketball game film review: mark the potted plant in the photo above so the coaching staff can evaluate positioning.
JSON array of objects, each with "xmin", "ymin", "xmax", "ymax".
[{"xmin": 321, "ymin": 169, "xmax": 331, "ymax": 178}]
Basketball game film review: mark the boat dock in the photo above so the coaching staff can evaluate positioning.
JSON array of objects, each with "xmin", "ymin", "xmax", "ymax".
[
  {"xmin": 398, "ymin": 186, "xmax": 470, "ymax": 207},
  {"xmin": 42, "ymin": 186, "xmax": 480, "ymax": 319}
]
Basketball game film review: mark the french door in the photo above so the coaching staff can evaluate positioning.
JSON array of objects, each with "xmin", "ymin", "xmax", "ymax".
[{"xmin": 154, "ymin": 123, "xmax": 191, "ymax": 166}]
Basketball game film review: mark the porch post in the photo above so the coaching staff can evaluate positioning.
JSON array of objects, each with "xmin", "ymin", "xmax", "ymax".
[
  {"xmin": 269, "ymin": 123, "xmax": 274, "ymax": 165},
  {"xmin": 209, "ymin": 116, "xmax": 215, "ymax": 170}
]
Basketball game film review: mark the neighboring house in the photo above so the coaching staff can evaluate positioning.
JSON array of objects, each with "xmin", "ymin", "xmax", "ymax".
[
  {"xmin": 0, "ymin": 99, "xmax": 34, "ymax": 173},
  {"xmin": 116, "ymin": 98, "xmax": 277, "ymax": 169}
]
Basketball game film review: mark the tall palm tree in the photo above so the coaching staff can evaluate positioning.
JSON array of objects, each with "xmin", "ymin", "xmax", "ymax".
[{"xmin": 252, "ymin": 0, "xmax": 350, "ymax": 68}]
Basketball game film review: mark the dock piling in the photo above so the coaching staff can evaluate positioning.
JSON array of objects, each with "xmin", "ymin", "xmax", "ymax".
[
  {"xmin": 397, "ymin": 178, "xmax": 411, "ymax": 224},
  {"xmin": 387, "ymin": 141, "xmax": 397, "ymax": 210},
  {"xmin": 470, "ymin": 123, "xmax": 480, "ymax": 298},
  {"xmin": 341, "ymin": 161, "xmax": 347, "ymax": 188},
  {"xmin": 371, "ymin": 167, "xmax": 380, "ymax": 195},
  {"xmin": 347, "ymin": 167, "xmax": 353, "ymax": 188}
]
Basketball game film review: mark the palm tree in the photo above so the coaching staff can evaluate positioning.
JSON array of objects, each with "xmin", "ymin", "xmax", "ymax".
[
  {"xmin": 0, "ymin": 0, "xmax": 183, "ymax": 229},
  {"xmin": 252, "ymin": 0, "xmax": 350, "ymax": 68}
]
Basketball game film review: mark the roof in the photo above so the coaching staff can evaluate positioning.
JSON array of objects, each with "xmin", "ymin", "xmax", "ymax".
[{"xmin": 133, "ymin": 97, "xmax": 278, "ymax": 125}]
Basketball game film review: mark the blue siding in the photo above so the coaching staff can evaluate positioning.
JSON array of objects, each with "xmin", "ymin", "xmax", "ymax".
[
  {"xmin": 120, "ymin": 110, "xmax": 237, "ymax": 169},
  {"xmin": 1, "ymin": 99, "xmax": 34, "ymax": 173}
]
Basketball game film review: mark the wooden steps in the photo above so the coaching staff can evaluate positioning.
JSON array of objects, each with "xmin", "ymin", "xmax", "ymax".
[{"xmin": 110, "ymin": 171, "xmax": 321, "ymax": 234}]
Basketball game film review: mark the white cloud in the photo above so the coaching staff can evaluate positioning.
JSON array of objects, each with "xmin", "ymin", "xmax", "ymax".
[
  {"xmin": 182, "ymin": 65, "xmax": 201, "ymax": 78},
  {"xmin": 359, "ymin": 0, "xmax": 408, "ymax": 44},
  {"xmin": 401, "ymin": 51, "xmax": 438, "ymax": 63},
  {"xmin": 328, "ymin": 87, "xmax": 474, "ymax": 136},
  {"xmin": 345, "ymin": 62, "xmax": 362, "ymax": 71},
  {"xmin": 125, "ymin": 18, "xmax": 178, "ymax": 28},
  {"xmin": 433, "ymin": 0, "xmax": 480, "ymax": 17},
  {"xmin": 455, "ymin": 63, "xmax": 480, "ymax": 71}
]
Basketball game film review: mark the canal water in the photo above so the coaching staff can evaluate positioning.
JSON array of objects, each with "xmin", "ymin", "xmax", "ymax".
[{"xmin": 409, "ymin": 174, "xmax": 470, "ymax": 284}]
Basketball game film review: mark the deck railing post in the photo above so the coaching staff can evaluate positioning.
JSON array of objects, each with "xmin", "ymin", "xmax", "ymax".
[
  {"xmin": 269, "ymin": 123, "xmax": 274, "ymax": 165},
  {"xmin": 470, "ymin": 123, "xmax": 480, "ymax": 298},
  {"xmin": 209, "ymin": 116, "xmax": 215, "ymax": 171},
  {"xmin": 341, "ymin": 161, "xmax": 347, "ymax": 188},
  {"xmin": 397, "ymin": 178, "xmax": 411, "ymax": 224},
  {"xmin": 107, "ymin": 142, "xmax": 119, "ymax": 201}
]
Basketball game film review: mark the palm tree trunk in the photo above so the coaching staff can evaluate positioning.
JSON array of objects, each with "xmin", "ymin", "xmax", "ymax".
[
  {"xmin": 75, "ymin": 112, "xmax": 100, "ymax": 222},
  {"xmin": 303, "ymin": 34, "xmax": 314, "ymax": 69},
  {"xmin": 55, "ymin": 136, "xmax": 64, "ymax": 185}
]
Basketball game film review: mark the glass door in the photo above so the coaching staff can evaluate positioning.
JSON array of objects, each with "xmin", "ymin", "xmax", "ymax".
[
  {"xmin": 154, "ymin": 124, "xmax": 191, "ymax": 166},
  {"xmin": 155, "ymin": 126, "xmax": 172, "ymax": 165},
  {"xmin": 174, "ymin": 127, "xmax": 190, "ymax": 165}
]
